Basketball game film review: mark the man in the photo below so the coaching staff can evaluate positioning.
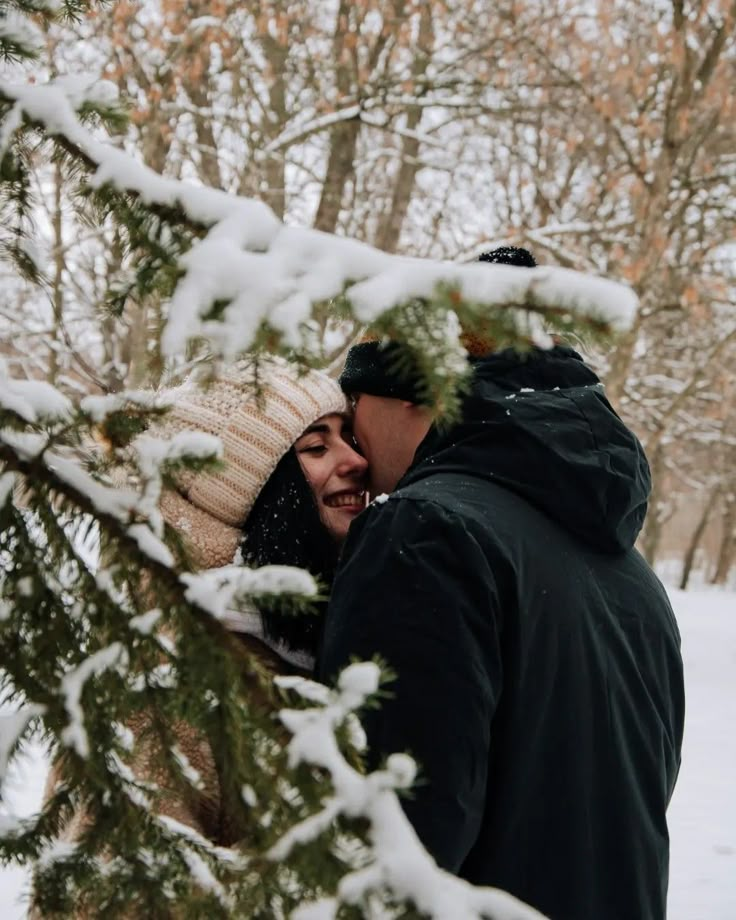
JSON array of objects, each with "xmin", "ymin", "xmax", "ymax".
[{"xmin": 318, "ymin": 248, "xmax": 685, "ymax": 920}]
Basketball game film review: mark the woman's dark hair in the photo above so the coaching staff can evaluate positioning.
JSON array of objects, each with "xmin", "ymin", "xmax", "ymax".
[{"xmin": 240, "ymin": 447, "xmax": 339, "ymax": 656}]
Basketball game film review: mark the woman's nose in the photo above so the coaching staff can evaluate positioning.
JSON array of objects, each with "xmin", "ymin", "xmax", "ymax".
[{"xmin": 337, "ymin": 443, "xmax": 368, "ymax": 476}]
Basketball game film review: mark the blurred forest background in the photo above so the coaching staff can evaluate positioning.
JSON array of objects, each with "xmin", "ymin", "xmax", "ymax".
[{"xmin": 1, "ymin": 0, "xmax": 734, "ymax": 588}]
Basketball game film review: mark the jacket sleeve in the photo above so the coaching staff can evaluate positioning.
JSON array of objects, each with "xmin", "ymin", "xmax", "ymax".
[{"xmin": 318, "ymin": 496, "xmax": 504, "ymax": 872}]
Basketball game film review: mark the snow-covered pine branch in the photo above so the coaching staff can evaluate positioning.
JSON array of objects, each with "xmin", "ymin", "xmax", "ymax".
[
  {"xmin": 0, "ymin": 36, "xmax": 638, "ymax": 417},
  {"xmin": 0, "ymin": 377, "xmax": 344, "ymax": 915},
  {"xmin": 0, "ymin": 374, "xmax": 319, "ymax": 618},
  {"xmin": 182, "ymin": 565, "xmax": 318, "ymax": 623}
]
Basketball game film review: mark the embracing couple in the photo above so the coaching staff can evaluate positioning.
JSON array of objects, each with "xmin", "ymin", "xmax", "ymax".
[{"xmin": 156, "ymin": 261, "xmax": 683, "ymax": 920}]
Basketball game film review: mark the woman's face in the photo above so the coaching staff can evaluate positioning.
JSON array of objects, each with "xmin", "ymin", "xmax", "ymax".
[{"xmin": 295, "ymin": 413, "xmax": 368, "ymax": 542}]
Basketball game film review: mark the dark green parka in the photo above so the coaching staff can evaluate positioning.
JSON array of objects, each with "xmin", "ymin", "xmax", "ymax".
[{"xmin": 319, "ymin": 347, "xmax": 685, "ymax": 920}]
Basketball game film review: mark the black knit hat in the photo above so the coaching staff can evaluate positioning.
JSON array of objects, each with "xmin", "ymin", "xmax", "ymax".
[
  {"xmin": 338, "ymin": 246, "xmax": 537, "ymax": 401},
  {"xmin": 338, "ymin": 340, "xmax": 424, "ymax": 403}
]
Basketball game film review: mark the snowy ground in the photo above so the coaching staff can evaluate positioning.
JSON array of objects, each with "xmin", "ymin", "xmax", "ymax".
[
  {"xmin": 1, "ymin": 587, "xmax": 734, "ymax": 918},
  {"xmin": 666, "ymin": 588, "xmax": 736, "ymax": 920}
]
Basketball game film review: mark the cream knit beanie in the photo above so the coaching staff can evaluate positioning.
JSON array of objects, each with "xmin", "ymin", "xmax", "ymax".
[{"xmin": 153, "ymin": 358, "xmax": 348, "ymax": 570}]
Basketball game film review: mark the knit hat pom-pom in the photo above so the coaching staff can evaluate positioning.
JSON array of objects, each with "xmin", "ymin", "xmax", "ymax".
[
  {"xmin": 461, "ymin": 246, "xmax": 538, "ymax": 355},
  {"xmin": 477, "ymin": 246, "xmax": 537, "ymax": 268}
]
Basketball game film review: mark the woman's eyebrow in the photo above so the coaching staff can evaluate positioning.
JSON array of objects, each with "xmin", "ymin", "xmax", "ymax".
[{"xmin": 298, "ymin": 423, "xmax": 330, "ymax": 436}]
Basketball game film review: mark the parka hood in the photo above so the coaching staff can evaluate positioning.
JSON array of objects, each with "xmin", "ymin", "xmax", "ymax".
[{"xmin": 406, "ymin": 347, "xmax": 651, "ymax": 553}]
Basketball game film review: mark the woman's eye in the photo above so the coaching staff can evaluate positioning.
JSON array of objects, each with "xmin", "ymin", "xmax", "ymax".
[{"xmin": 302, "ymin": 445, "xmax": 327, "ymax": 455}]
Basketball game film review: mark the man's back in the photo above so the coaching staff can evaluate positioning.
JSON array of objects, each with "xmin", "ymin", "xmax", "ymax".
[
  {"xmin": 320, "ymin": 347, "xmax": 685, "ymax": 920},
  {"xmin": 405, "ymin": 472, "xmax": 682, "ymax": 919}
]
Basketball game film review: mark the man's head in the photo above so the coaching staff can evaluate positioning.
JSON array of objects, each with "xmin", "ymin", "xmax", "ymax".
[
  {"xmin": 338, "ymin": 339, "xmax": 433, "ymax": 496},
  {"xmin": 351, "ymin": 393, "xmax": 432, "ymax": 496},
  {"xmin": 341, "ymin": 245, "xmax": 537, "ymax": 495}
]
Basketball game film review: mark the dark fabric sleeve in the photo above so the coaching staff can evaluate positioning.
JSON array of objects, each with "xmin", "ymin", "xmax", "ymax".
[{"xmin": 318, "ymin": 497, "xmax": 504, "ymax": 872}]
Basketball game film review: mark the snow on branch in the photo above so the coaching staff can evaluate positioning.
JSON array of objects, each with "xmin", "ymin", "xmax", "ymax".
[
  {"xmin": 79, "ymin": 390, "xmax": 163, "ymax": 423},
  {"xmin": 0, "ymin": 382, "xmax": 317, "ymax": 647},
  {"xmin": 262, "ymin": 104, "xmax": 363, "ymax": 155},
  {"xmin": 182, "ymin": 564, "xmax": 318, "ymax": 622},
  {"xmin": 0, "ymin": 361, "xmax": 73, "ymax": 423},
  {"xmin": 0, "ymin": 471, "xmax": 16, "ymax": 508},
  {"xmin": 59, "ymin": 642, "xmax": 128, "ymax": 758},
  {"xmin": 132, "ymin": 430, "xmax": 223, "ymax": 536},
  {"xmin": 0, "ymin": 703, "xmax": 45, "ymax": 783},
  {"xmin": 155, "ymin": 815, "xmax": 246, "ymax": 909},
  {"xmin": 0, "ymin": 10, "xmax": 45, "ymax": 61},
  {"xmin": 0, "ymin": 74, "xmax": 638, "ymax": 369},
  {"xmin": 272, "ymin": 664, "xmax": 547, "ymax": 920}
]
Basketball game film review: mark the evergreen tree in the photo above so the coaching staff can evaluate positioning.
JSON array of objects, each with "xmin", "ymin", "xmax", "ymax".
[{"xmin": 1, "ymin": 3, "xmax": 630, "ymax": 916}]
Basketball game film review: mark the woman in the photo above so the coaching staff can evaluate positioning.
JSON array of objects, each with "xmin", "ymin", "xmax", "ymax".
[
  {"xmin": 142, "ymin": 358, "xmax": 368, "ymax": 836},
  {"xmin": 39, "ymin": 358, "xmax": 367, "ymax": 870},
  {"xmin": 156, "ymin": 357, "xmax": 367, "ymax": 669}
]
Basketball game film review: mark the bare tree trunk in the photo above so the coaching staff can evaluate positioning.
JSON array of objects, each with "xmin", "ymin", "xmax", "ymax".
[
  {"xmin": 640, "ymin": 445, "xmax": 667, "ymax": 565},
  {"xmin": 605, "ymin": 317, "xmax": 641, "ymax": 406},
  {"xmin": 711, "ymin": 494, "xmax": 736, "ymax": 585},
  {"xmin": 186, "ymin": 79, "xmax": 224, "ymax": 190},
  {"xmin": 641, "ymin": 511, "xmax": 663, "ymax": 567},
  {"xmin": 125, "ymin": 301, "xmax": 150, "ymax": 389},
  {"xmin": 259, "ymin": 33, "xmax": 289, "ymax": 219},
  {"xmin": 314, "ymin": 120, "xmax": 361, "ymax": 233},
  {"xmin": 375, "ymin": 5, "xmax": 434, "ymax": 253},
  {"xmin": 313, "ymin": 0, "xmax": 361, "ymax": 233},
  {"xmin": 100, "ymin": 229, "xmax": 126, "ymax": 392},
  {"xmin": 679, "ymin": 485, "xmax": 720, "ymax": 590}
]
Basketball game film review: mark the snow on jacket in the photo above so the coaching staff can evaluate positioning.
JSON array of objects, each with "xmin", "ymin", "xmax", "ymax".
[{"xmin": 319, "ymin": 346, "xmax": 685, "ymax": 920}]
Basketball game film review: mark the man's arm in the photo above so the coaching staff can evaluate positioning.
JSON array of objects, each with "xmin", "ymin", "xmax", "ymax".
[{"xmin": 319, "ymin": 496, "xmax": 504, "ymax": 872}]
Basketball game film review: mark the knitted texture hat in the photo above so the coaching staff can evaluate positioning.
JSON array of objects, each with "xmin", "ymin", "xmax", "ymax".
[
  {"xmin": 152, "ymin": 358, "xmax": 347, "ymax": 570},
  {"xmin": 338, "ymin": 247, "xmax": 538, "ymax": 401},
  {"xmin": 338, "ymin": 340, "xmax": 423, "ymax": 403}
]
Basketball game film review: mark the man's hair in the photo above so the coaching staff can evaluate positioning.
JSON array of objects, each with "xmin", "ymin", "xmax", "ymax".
[{"xmin": 240, "ymin": 448, "xmax": 338, "ymax": 655}]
